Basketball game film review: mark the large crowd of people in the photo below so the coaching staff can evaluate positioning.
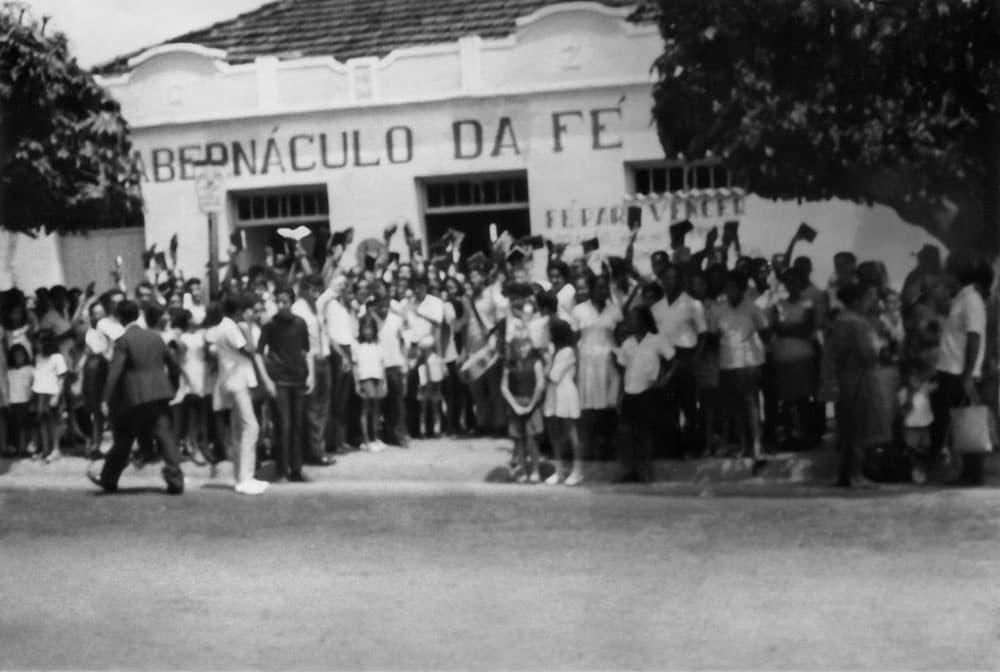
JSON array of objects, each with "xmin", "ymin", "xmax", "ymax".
[{"xmin": 0, "ymin": 218, "xmax": 995, "ymax": 494}]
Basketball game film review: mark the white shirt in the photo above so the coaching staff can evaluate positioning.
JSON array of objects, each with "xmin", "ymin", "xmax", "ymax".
[
  {"xmin": 354, "ymin": 342, "xmax": 385, "ymax": 380},
  {"xmin": 556, "ymin": 283, "xmax": 577, "ymax": 327},
  {"xmin": 442, "ymin": 301, "xmax": 459, "ymax": 363},
  {"xmin": 899, "ymin": 385, "xmax": 934, "ymax": 429},
  {"xmin": 84, "ymin": 327, "xmax": 109, "ymax": 358},
  {"xmin": 213, "ymin": 316, "xmax": 257, "ymax": 393},
  {"xmin": 292, "ymin": 298, "xmax": 329, "ymax": 358},
  {"xmin": 8, "ymin": 367, "xmax": 34, "ymax": 404},
  {"xmin": 95, "ymin": 317, "xmax": 125, "ymax": 360},
  {"xmin": 714, "ymin": 298, "xmax": 768, "ymax": 370},
  {"xmin": 378, "ymin": 312, "xmax": 407, "ymax": 369},
  {"xmin": 183, "ymin": 294, "xmax": 207, "ymax": 326},
  {"xmin": 650, "ymin": 292, "xmax": 707, "ymax": 349},
  {"xmin": 616, "ymin": 334, "xmax": 676, "ymax": 395},
  {"xmin": 408, "ymin": 294, "xmax": 444, "ymax": 347},
  {"xmin": 178, "ymin": 331, "xmax": 208, "ymax": 397},
  {"xmin": 324, "ymin": 298, "xmax": 357, "ymax": 348},
  {"xmin": 32, "ymin": 353, "xmax": 67, "ymax": 396},
  {"xmin": 938, "ymin": 285, "xmax": 986, "ymax": 378}
]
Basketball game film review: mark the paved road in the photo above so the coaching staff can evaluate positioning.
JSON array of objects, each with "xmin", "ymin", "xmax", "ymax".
[{"xmin": 2, "ymin": 444, "xmax": 1000, "ymax": 670}]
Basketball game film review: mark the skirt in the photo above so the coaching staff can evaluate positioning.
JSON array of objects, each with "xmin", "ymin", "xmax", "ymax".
[
  {"xmin": 82, "ymin": 355, "xmax": 108, "ymax": 413},
  {"xmin": 836, "ymin": 368, "xmax": 893, "ymax": 449},
  {"xmin": 577, "ymin": 351, "xmax": 621, "ymax": 410},
  {"xmin": 774, "ymin": 357, "xmax": 817, "ymax": 403},
  {"xmin": 358, "ymin": 378, "xmax": 387, "ymax": 400},
  {"xmin": 719, "ymin": 367, "xmax": 762, "ymax": 398}
]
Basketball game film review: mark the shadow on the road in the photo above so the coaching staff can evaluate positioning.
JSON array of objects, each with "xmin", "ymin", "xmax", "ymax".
[
  {"xmin": 88, "ymin": 487, "xmax": 170, "ymax": 496},
  {"xmin": 0, "ymin": 458, "xmax": 12, "ymax": 477},
  {"xmin": 200, "ymin": 483, "xmax": 236, "ymax": 492},
  {"xmin": 583, "ymin": 482, "xmax": 999, "ymax": 499}
]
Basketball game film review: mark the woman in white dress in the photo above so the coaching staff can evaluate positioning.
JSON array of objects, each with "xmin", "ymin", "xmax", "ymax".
[{"xmin": 571, "ymin": 275, "xmax": 623, "ymax": 459}]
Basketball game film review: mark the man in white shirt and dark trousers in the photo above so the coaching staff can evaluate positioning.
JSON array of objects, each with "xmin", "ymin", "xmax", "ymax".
[
  {"xmin": 323, "ymin": 276, "xmax": 357, "ymax": 454},
  {"xmin": 373, "ymin": 292, "xmax": 409, "ymax": 447},
  {"xmin": 931, "ymin": 251, "xmax": 989, "ymax": 483},
  {"xmin": 293, "ymin": 274, "xmax": 335, "ymax": 466},
  {"xmin": 651, "ymin": 263, "xmax": 707, "ymax": 458}
]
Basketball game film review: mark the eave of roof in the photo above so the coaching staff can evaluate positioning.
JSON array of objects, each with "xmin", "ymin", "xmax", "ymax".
[{"xmin": 92, "ymin": 0, "xmax": 658, "ymax": 75}]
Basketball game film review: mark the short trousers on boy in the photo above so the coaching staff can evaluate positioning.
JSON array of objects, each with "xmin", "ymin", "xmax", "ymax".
[
  {"xmin": 358, "ymin": 378, "xmax": 387, "ymax": 400},
  {"xmin": 8, "ymin": 402, "xmax": 31, "ymax": 428},
  {"xmin": 509, "ymin": 407, "xmax": 544, "ymax": 439},
  {"xmin": 621, "ymin": 389, "xmax": 657, "ymax": 426},
  {"xmin": 903, "ymin": 426, "xmax": 931, "ymax": 453},
  {"xmin": 417, "ymin": 381, "xmax": 442, "ymax": 402}
]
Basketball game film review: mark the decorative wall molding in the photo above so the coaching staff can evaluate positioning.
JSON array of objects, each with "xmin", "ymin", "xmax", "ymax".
[
  {"xmin": 97, "ymin": 3, "xmax": 661, "ymax": 128},
  {"xmin": 515, "ymin": 1, "xmax": 636, "ymax": 27},
  {"xmin": 128, "ymin": 43, "xmax": 229, "ymax": 69}
]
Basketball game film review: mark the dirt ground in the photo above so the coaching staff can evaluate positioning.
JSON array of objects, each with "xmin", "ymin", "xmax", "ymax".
[{"xmin": 2, "ymin": 461, "xmax": 1000, "ymax": 671}]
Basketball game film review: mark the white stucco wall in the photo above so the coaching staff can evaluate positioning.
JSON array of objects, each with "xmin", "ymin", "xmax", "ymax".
[{"xmin": 89, "ymin": 1, "xmax": 941, "ymax": 294}]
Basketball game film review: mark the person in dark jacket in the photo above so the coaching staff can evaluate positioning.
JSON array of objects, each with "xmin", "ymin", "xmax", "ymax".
[{"xmin": 89, "ymin": 300, "xmax": 187, "ymax": 494}]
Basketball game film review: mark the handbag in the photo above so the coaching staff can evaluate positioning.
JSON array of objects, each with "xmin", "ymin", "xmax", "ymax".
[{"xmin": 950, "ymin": 405, "xmax": 992, "ymax": 455}]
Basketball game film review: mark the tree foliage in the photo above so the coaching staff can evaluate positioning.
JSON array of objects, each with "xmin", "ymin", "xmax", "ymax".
[
  {"xmin": 651, "ymin": 0, "xmax": 1000, "ymax": 249},
  {"xmin": 0, "ymin": 3, "xmax": 143, "ymax": 235}
]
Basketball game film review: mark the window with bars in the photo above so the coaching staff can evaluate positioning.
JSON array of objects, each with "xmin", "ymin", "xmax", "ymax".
[
  {"xmin": 234, "ymin": 189, "xmax": 329, "ymax": 225},
  {"xmin": 630, "ymin": 162, "xmax": 732, "ymax": 196},
  {"xmin": 423, "ymin": 175, "xmax": 529, "ymax": 213}
]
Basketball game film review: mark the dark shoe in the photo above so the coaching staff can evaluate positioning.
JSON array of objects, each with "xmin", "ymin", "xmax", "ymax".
[
  {"xmin": 162, "ymin": 466, "xmax": 184, "ymax": 495},
  {"xmin": 288, "ymin": 472, "xmax": 310, "ymax": 483},
  {"xmin": 306, "ymin": 455, "xmax": 336, "ymax": 466},
  {"xmin": 751, "ymin": 458, "xmax": 768, "ymax": 477},
  {"xmin": 86, "ymin": 465, "xmax": 117, "ymax": 493}
]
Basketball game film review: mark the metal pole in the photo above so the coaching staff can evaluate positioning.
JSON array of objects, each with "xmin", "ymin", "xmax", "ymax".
[{"xmin": 208, "ymin": 212, "xmax": 219, "ymax": 298}]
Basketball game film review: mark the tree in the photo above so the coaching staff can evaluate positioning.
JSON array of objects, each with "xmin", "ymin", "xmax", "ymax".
[
  {"xmin": 651, "ymin": 0, "xmax": 1000, "ymax": 250},
  {"xmin": 0, "ymin": 3, "xmax": 143, "ymax": 236}
]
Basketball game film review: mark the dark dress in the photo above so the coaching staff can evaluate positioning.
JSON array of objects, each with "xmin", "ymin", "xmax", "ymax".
[{"xmin": 832, "ymin": 310, "xmax": 893, "ymax": 479}]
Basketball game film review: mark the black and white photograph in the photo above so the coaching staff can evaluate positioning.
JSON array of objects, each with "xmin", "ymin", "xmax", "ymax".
[{"xmin": 1, "ymin": 0, "xmax": 999, "ymax": 669}]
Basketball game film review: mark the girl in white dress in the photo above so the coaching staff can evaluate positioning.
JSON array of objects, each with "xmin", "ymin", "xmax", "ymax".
[{"xmin": 543, "ymin": 318, "xmax": 583, "ymax": 485}]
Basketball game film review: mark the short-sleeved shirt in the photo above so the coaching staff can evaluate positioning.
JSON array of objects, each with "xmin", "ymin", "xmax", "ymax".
[
  {"xmin": 213, "ymin": 316, "xmax": 257, "ymax": 393},
  {"xmin": 617, "ymin": 334, "xmax": 676, "ymax": 395},
  {"xmin": 95, "ymin": 317, "xmax": 125, "ymax": 360},
  {"xmin": 8, "ymin": 367, "xmax": 34, "ymax": 404},
  {"xmin": 650, "ymin": 292, "xmax": 707, "ymax": 349},
  {"xmin": 258, "ymin": 312, "xmax": 310, "ymax": 387},
  {"xmin": 354, "ymin": 342, "xmax": 385, "ymax": 381},
  {"xmin": 32, "ymin": 353, "xmax": 67, "ymax": 395},
  {"xmin": 324, "ymin": 297, "xmax": 358, "ymax": 348},
  {"xmin": 378, "ymin": 312, "xmax": 407, "ymax": 369},
  {"xmin": 84, "ymin": 327, "xmax": 110, "ymax": 358},
  {"xmin": 292, "ymin": 298, "xmax": 329, "ymax": 359},
  {"xmin": 714, "ymin": 297, "xmax": 768, "ymax": 370},
  {"xmin": 938, "ymin": 284, "xmax": 987, "ymax": 378},
  {"xmin": 409, "ymin": 295, "xmax": 445, "ymax": 347}
]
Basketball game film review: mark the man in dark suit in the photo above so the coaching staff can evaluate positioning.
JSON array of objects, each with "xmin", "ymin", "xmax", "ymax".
[{"xmin": 89, "ymin": 300, "xmax": 185, "ymax": 494}]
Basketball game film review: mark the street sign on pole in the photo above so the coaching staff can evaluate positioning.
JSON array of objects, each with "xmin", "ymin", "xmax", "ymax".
[
  {"xmin": 194, "ymin": 165, "xmax": 225, "ymax": 215},
  {"xmin": 193, "ymin": 163, "xmax": 225, "ymax": 296}
]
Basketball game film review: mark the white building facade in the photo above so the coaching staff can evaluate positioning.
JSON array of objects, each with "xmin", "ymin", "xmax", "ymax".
[{"xmin": 94, "ymin": 1, "xmax": 940, "ymax": 288}]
